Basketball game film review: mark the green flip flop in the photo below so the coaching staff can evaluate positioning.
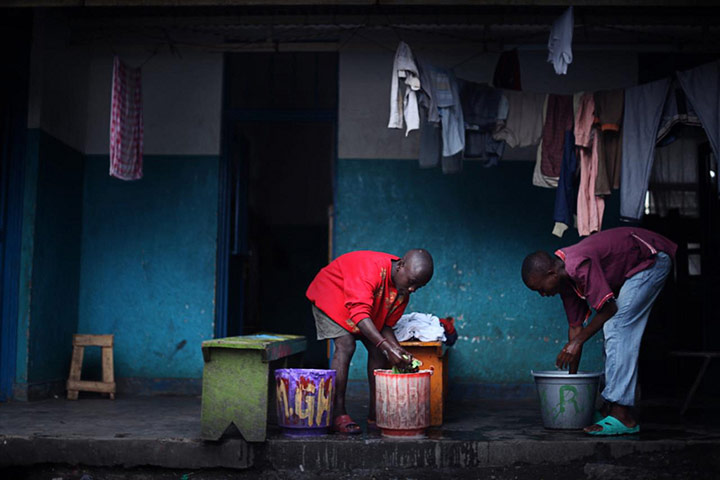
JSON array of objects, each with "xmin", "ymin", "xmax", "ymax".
[{"xmin": 586, "ymin": 415, "xmax": 640, "ymax": 436}]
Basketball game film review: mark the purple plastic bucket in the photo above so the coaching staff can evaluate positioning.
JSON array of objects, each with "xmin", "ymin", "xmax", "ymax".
[{"xmin": 274, "ymin": 368, "xmax": 336, "ymax": 436}]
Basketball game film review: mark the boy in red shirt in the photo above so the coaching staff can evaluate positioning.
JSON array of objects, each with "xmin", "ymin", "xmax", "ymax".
[{"xmin": 307, "ymin": 249, "xmax": 434, "ymax": 434}]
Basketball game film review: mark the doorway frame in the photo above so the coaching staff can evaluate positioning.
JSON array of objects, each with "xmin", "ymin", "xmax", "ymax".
[{"xmin": 215, "ymin": 53, "xmax": 339, "ymax": 339}]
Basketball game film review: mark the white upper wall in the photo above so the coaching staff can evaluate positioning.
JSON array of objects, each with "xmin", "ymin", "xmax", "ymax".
[
  {"xmin": 28, "ymin": 10, "xmax": 223, "ymax": 156},
  {"xmin": 29, "ymin": 12, "xmax": 637, "ymax": 159},
  {"xmin": 338, "ymin": 38, "xmax": 638, "ymax": 160}
]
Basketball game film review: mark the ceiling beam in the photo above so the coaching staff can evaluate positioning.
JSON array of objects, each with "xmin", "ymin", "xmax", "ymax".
[{"xmin": 1, "ymin": 0, "xmax": 718, "ymax": 8}]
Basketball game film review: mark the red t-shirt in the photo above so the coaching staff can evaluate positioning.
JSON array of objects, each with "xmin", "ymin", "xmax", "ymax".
[
  {"xmin": 555, "ymin": 227, "xmax": 677, "ymax": 327},
  {"xmin": 306, "ymin": 251, "xmax": 408, "ymax": 334}
]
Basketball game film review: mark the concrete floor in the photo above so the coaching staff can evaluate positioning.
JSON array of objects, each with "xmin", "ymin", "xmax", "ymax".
[{"xmin": 1, "ymin": 391, "xmax": 720, "ymax": 479}]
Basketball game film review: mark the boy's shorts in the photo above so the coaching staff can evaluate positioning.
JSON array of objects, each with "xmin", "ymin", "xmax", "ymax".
[{"xmin": 311, "ymin": 305, "xmax": 353, "ymax": 340}]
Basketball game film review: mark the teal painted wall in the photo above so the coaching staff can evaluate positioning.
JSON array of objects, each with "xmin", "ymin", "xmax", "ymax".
[
  {"xmin": 335, "ymin": 158, "xmax": 622, "ymax": 386},
  {"xmin": 78, "ymin": 156, "xmax": 218, "ymax": 379},
  {"xmin": 17, "ymin": 129, "xmax": 84, "ymax": 388}
]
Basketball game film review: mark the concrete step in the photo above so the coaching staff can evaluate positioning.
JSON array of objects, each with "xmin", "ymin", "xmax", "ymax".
[{"xmin": 257, "ymin": 431, "xmax": 720, "ymax": 471}]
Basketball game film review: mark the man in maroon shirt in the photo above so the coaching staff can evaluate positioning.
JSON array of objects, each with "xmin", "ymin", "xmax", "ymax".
[
  {"xmin": 521, "ymin": 227, "xmax": 676, "ymax": 435},
  {"xmin": 307, "ymin": 249, "xmax": 434, "ymax": 434}
]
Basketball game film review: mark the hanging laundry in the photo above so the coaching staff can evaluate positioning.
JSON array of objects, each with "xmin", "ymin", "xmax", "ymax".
[
  {"xmin": 388, "ymin": 41, "xmax": 421, "ymax": 136},
  {"xmin": 417, "ymin": 59, "xmax": 440, "ymax": 124},
  {"xmin": 494, "ymin": 90, "xmax": 546, "ymax": 148},
  {"xmin": 110, "ymin": 55, "xmax": 143, "ymax": 181},
  {"xmin": 656, "ymin": 81, "xmax": 701, "ymax": 144},
  {"xmin": 417, "ymin": 58, "xmax": 442, "ymax": 169},
  {"xmin": 418, "ymin": 119, "xmax": 442, "ymax": 168},
  {"xmin": 459, "ymin": 80, "xmax": 505, "ymax": 167},
  {"xmin": 540, "ymin": 94, "xmax": 574, "ymax": 178},
  {"xmin": 552, "ymin": 130, "xmax": 579, "ymax": 237},
  {"xmin": 533, "ymin": 145, "xmax": 559, "ymax": 188},
  {"xmin": 676, "ymin": 60, "xmax": 720, "ymax": 197},
  {"xmin": 497, "ymin": 93, "xmax": 509, "ymax": 122},
  {"xmin": 533, "ymin": 95, "xmax": 559, "ymax": 188},
  {"xmin": 493, "ymin": 49, "xmax": 522, "ymax": 91},
  {"xmin": 438, "ymin": 70, "xmax": 465, "ymax": 160},
  {"xmin": 620, "ymin": 78, "xmax": 671, "ymax": 220},
  {"xmin": 594, "ymin": 89, "xmax": 625, "ymax": 195},
  {"xmin": 547, "ymin": 6, "xmax": 574, "ymax": 75},
  {"xmin": 649, "ymin": 127, "xmax": 705, "ymax": 218},
  {"xmin": 393, "ymin": 312, "xmax": 446, "ymax": 342},
  {"xmin": 459, "ymin": 80, "xmax": 501, "ymax": 134},
  {"xmin": 575, "ymin": 92, "xmax": 605, "ymax": 236},
  {"xmin": 416, "ymin": 63, "xmax": 465, "ymax": 173}
]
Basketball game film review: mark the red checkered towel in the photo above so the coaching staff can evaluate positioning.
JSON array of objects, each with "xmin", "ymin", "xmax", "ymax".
[{"xmin": 109, "ymin": 56, "xmax": 143, "ymax": 180}]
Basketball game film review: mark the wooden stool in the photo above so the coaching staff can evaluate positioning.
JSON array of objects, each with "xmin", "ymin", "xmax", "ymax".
[{"xmin": 66, "ymin": 334, "xmax": 116, "ymax": 400}]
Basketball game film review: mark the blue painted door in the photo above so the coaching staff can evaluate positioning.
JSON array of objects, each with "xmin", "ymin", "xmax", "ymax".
[
  {"xmin": 0, "ymin": 99, "xmax": 10, "ymax": 401},
  {"xmin": 0, "ymin": 10, "xmax": 30, "ymax": 401}
]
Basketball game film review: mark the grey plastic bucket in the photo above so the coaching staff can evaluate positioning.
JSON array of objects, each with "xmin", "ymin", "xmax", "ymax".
[{"xmin": 531, "ymin": 370, "xmax": 603, "ymax": 429}]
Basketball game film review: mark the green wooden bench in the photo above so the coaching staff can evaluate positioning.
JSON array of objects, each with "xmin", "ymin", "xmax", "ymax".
[{"xmin": 200, "ymin": 333, "xmax": 306, "ymax": 442}]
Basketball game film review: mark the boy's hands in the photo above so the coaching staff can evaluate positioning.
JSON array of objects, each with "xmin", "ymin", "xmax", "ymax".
[
  {"xmin": 382, "ymin": 343, "xmax": 413, "ymax": 368},
  {"xmin": 556, "ymin": 339, "xmax": 583, "ymax": 373}
]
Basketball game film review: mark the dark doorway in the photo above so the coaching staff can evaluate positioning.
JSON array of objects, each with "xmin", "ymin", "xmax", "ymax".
[
  {"xmin": 218, "ymin": 52, "xmax": 337, "ymax": 369},
  {"xmin": 634, "ymin": 54, "xmax": 720, "ymax": 400},
  {"xmin": 0, "ymin": 9, "xmax": 31, "ymax": 401}
]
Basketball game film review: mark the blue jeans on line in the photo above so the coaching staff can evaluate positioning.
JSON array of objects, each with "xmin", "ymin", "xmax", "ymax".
[{"xmin": 601, "ymin": 252, "xmax": 672, "ymax": 406}]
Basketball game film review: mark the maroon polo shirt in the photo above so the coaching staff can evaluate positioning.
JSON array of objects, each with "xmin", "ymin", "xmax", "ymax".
[{"xmin": 555, "ymin": 227, "xmax": 677, "ymax": 327}]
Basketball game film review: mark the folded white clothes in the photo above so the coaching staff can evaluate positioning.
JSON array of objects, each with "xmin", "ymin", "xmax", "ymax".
[{"xmin": 393, "ymin": 312, "xmax": 447, "ymax": 342}]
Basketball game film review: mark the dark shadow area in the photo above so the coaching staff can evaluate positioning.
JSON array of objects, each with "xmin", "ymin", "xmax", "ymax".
[{"xmin": 222, "ymin": 53, "xmax": 337, "ymax": 369}]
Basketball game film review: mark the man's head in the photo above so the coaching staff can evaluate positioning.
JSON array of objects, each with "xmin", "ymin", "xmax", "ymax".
[
  {"xmin": 521, "ymin": 251, "xmax": 564, "ymax": 297},
  {"xmin": 393, "ymin": 249, "xmax": 434, "ymax": 296}
]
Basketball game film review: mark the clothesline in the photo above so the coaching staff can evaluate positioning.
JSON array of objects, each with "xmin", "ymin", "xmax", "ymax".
[
  {"xmin": 84, "ymin": 17, "xmax": 706, "ymax": 58},
  {"xmin": 387, "ymin": 40, "xmax": 720, "ymax": 240}
]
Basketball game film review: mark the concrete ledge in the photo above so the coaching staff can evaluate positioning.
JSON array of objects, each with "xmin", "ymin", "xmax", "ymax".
[
  {"xmin": 2, "ymin": 396, "xmax": 719, "ymax": 474},
  {"xmin": 259, "ymin": 436, "xmax": 720, "ymax": 470},
  {"xmin": 263, "ymin": 437, "xmax": 487, "ymax": 469},
  {"xmin": 0, "ymin": 436, "xmax": 250, "ymax": 469}
]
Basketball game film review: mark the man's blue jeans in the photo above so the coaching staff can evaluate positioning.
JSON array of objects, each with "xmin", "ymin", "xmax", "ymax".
[{"xmin": 601, "ymin": 252, "xmax": 672, "ymax": 406}]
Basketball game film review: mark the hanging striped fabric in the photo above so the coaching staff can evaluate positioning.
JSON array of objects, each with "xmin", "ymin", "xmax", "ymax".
[{"xmin": 109, "ymin": 55, "xmax": 143, "ymax": 181}]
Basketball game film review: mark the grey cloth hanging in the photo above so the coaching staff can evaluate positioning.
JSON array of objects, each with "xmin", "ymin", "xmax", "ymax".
[
  {"xmin": 620, "ymin": 78, "xmax": 671, "ymax": 220},
  {"xmin": 676, "ymin": 60, "xmax": 720, "ymax": 197}
]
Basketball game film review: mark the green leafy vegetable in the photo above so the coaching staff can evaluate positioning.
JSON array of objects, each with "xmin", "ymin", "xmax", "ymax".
[{"xmin": 391, "ymin": 356, "xmax": 423, "ymax": 374}]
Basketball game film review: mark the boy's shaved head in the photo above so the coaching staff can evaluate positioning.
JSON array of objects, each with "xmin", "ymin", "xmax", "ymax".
[
  {"xmin": 521, "ymin": 251, "xmax": 555, "ymax": 286},
  {"xmin": 403, "ymin": 248, "xmax": 434, "ymax": 283}
]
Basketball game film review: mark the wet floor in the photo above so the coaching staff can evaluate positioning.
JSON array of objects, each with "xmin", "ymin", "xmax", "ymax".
[
  {"xmin": 1, "ymin": 392, "xmax": 718, "ymax": 443},
  {"xmin": 2, "ymin": 392, "xmax": 720, "ymax": 479}
]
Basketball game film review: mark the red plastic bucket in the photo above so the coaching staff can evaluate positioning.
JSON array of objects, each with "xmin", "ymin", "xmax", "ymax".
[{"xmin": 374, "ymin": 369, "xmax": 432, "ymax": 438}]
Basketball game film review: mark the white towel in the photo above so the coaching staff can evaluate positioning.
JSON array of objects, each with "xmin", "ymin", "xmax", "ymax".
[
  {"xmin": 393, "ymin": 312, "xmax": 446, "ymax": 342},
  {"xmin": 388, "ymin": 41, "xmax": 421, "ymax": 136},
  {"xmin": 547, "ymin": 6, "xmax": 574, "ymax": 75}
]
